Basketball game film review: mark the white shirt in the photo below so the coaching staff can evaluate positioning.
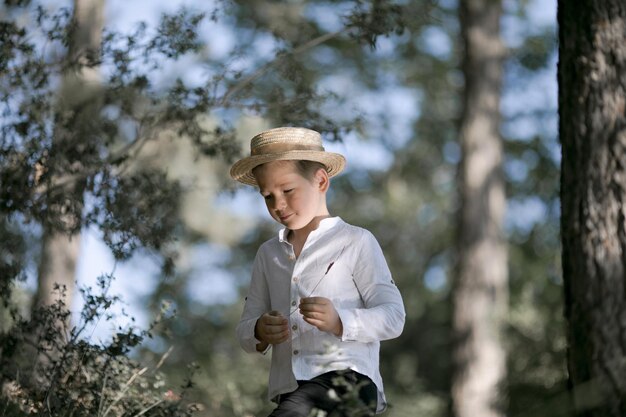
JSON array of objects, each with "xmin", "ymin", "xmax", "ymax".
[{"xmin": 236, "ymin": 217, "xmax": 405, "ymax": 413}]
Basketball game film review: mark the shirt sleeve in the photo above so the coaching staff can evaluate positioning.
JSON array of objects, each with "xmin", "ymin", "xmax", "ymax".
[
  {"xmin": 336, "ymin": 229, "xmax": 406, "ymax": 343},
  {"xmin": 235, "ymin": 247, "xmax": 271, "ymax": 354}
]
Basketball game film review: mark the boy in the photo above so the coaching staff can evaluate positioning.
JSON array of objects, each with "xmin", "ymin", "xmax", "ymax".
[{"xmin": 232, "ymin": 127, "xmax": 405, "ymax": 416}]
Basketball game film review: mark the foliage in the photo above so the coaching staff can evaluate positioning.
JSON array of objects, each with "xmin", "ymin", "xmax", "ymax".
[
  {"xmin": 0, "ymin": 215, "xmax": 28, "ymax": 299},
  {"xmin": 1, "ymin": 2, "xmax": 211, "ymax": 287},
  {"xmin": 0, "ymin": 0, "xmax": 408, "ymax": 288},
  {"xmin": 0, "ymin": 275, "xmax": 200, "ymax": 416}
]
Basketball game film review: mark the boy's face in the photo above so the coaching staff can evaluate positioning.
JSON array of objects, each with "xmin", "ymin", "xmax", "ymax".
[{"xmin": 254, "ymin": 160, "xmax": 329, "ymax": 231}]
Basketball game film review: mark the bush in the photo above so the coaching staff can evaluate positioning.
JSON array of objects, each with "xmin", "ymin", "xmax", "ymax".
[{"xmin": 0, "ymin": 275, "xmax": 201, "ymax": 417}]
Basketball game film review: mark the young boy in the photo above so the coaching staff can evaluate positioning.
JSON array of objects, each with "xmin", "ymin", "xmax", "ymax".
[{"xmin": 231, "ymin": 127, "xmax": 405, "ymax": 416}]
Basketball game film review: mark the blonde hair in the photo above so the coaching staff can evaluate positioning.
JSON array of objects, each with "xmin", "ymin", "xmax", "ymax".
[{"xmin": 252, "ymin": 160, "xmax": 327, "ymax": 182}]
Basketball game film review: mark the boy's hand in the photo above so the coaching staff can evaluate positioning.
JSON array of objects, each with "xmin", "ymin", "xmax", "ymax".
[
  {"xmin": 299, "ymin": 297, "xmax": 343, "ymax": 337},
  {"xmin": 255, "ymin": 310, "xmax": 290, "ymax": 351}
]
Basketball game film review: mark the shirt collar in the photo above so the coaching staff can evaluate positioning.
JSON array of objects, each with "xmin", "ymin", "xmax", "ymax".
[{"xmin": 278, "ymin": 216, "xmax": 342, "ymax": 244}]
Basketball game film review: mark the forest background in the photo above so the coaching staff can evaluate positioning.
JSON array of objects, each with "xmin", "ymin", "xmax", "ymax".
[{"xmin": 1, "ymin": 0, "xmax": 566, "ymax": 416}]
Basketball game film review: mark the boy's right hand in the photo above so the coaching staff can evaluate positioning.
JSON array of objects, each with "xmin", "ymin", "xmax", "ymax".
[{"xmin": 255, "ymin": 310, "xmax": 290, "ymax": 351}]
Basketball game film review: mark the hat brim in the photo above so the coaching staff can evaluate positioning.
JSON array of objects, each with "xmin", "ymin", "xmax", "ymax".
[{"xmin": 230, "ymin": 150, "xmax": 346, "ymax": 186}]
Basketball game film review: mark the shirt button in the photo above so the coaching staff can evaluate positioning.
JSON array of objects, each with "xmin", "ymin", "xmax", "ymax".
[
  {"xmin": 293, "ymin": 277, "xmax": 298, "ymax": 282},
  {"xmin": 291, "ymin": 301, "xmax": 297, "ymax": 307},
  {"xmin": 292, "ymin": 324, "xmax": 298, "ymax": 331},
  {"xmin": 293, "ymin": 350, "xmax": 299, "ymax": 355}
]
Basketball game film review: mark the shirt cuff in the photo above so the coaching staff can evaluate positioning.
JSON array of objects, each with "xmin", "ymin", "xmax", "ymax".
[
  {"xmin": 336, "ymin": 308, "xmax": 359, "ymax": 341},
  {"xmin": 238, "ymin": 318, "xmax": 270, "ymax": 354},
  {"xmin": 251, "ymin": 320, "xmax": 271, "ymax": 355}
]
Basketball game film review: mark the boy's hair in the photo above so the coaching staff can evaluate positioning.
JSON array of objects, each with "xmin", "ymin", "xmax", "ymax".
[{"xmin": 252, "ymin": 160, "xmax": 327, "ymax": 182}]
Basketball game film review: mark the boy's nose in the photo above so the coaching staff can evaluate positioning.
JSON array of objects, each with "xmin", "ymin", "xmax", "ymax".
[{"xmin": 274, "ymin": 197, "xmax": 287, "ymax": 211}]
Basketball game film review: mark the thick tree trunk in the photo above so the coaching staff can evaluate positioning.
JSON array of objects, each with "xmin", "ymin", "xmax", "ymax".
[
  {"xmin": 452, "ymin": 1, "xmax": 507, "ymax": 416},
  {"xmin": 33, "ymin": 0, "xmax": 104, "ymax": 312},
  {"xmin": 558, "ymin": 1, "xmax": 626, "ymax": 416}
]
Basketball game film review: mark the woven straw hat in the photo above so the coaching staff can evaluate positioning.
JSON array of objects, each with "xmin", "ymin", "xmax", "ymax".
[{"xmin": 230, "ymin": 127, "xmax": 346, "ymax": 186}]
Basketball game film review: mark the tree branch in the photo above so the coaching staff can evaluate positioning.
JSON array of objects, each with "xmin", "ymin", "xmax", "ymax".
[{"xmin": 218, "ymin": 29, "xmax": 347, "ymax": 106}]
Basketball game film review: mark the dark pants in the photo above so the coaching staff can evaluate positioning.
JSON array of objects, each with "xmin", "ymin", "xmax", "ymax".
[{"xmin": 268, "ymin": 369, "xmax": 377, "ymax": 417}]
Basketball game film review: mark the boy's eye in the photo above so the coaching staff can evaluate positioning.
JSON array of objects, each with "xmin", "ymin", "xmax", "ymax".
[{"xmin": 284, "ymin": 189, "xmax": 294, "ymax": 194}]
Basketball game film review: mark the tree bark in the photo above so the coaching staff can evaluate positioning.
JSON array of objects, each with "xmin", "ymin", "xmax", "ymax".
[
  {"xmin": 33, "ymin": 0, "xmax": 105, "ymax": 312},
  {"xmin": 558, "ymin": 1, "xmax": 626, "ymax": 416},
  {"xmin": 452, "ymin": 0, "xmax": 507, "ymax": 416}
]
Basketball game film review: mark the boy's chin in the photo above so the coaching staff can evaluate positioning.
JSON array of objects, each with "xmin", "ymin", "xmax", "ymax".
[{"xmin": 277, "ymin": 217, "xmax": 306, "ymax": 230}]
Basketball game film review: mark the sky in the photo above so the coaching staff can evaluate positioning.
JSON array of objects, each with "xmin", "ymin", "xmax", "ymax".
[{"xmin": 18, "ymin": 0, "xmax": 558, "ymax": 342}]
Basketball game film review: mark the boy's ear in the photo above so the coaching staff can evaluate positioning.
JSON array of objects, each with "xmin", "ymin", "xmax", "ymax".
[{"xmin": 315, "ymin": 168, "xmax": 330, "ymax": 192}]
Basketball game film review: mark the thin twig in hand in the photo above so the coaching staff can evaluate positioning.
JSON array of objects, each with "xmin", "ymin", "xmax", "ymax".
[{"xmin": 290, "ymin": 245, "xmax": 347, "ymax": 316}]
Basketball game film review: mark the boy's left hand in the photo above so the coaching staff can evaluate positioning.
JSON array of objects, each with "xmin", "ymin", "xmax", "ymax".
[{"xmin": 299, "ymin": 297, "xmax": 343, "ymax": 337}]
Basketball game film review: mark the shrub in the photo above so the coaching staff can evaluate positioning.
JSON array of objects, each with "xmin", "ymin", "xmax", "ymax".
[{"xmin": 0, "ymin": 275, "xmax": 201, "ymax": 417}]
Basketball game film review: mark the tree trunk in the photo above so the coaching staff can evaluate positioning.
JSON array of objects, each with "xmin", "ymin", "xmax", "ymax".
[
  {"xmin": 33, "ymin": 0, "xmax": 105, "ymax": 312},
  {"xmin": 558, "ymin": 1, "xmax": 626, "ymax": 416},
  {"xmin": 452, "ymin": 0, "xmax": 507, "ymax": 416}
]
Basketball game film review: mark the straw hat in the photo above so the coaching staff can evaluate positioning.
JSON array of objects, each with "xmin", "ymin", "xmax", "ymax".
[{"xmin": 230, "ymin": 127, "xmax": 346, "ymax": 186}]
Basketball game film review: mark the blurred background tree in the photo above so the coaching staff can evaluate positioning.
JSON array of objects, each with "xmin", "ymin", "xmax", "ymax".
[
  {"xmin": 1, "ymin": 0, "xmax": 565, "ymax": 416},
  {"xmin": 452, "ymin": 0, "xmax": 507, "ymax": 416},
  {"xmin": 33, "ymin": 0, "xmax": 105, "ymax": 316}
]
